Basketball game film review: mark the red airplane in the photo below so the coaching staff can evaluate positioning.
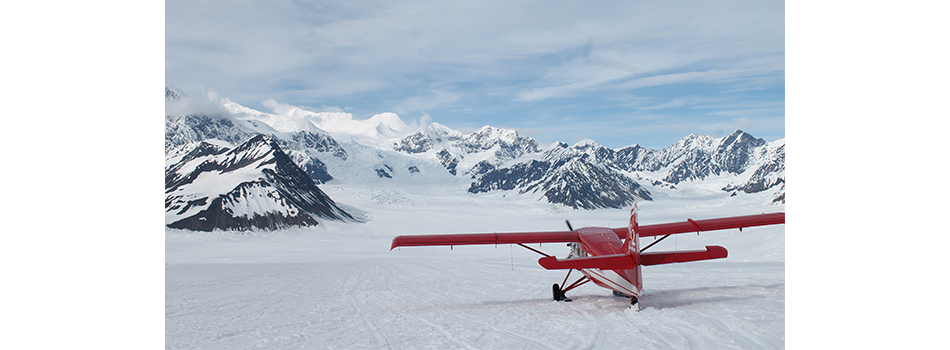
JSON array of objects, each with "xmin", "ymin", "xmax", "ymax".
[{"xmin": 390, "ymin": 205, "xmax": 785, "ymax": 308}]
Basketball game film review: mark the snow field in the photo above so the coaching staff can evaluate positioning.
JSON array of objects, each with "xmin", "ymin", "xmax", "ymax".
[
  {"xmin": 166, "ymin": 260, "xmax": 783, "ymax": 349},
  {"xmin": 166, "ymin": 181, "xmax": 785, "ymax": 348}
]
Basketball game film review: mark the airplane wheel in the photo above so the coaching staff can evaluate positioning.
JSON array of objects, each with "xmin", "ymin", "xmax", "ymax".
[{"xmin": 552, "ymin": 283, "xmax": 571, "ymax": 301}]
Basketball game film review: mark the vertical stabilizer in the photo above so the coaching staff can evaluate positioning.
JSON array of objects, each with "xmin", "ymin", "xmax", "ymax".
[
  {"xmin": 621, "ymin": 203, "xmax": 643, "ymax": 296},
  {"xmin": 623, "ymin": 203, "xmax": 640, "ymax": 254}
]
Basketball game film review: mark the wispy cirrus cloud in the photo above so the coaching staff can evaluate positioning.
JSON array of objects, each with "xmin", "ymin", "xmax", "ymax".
[{"xmin": 167, "ymin": 0, "xmax": 784, "ymax": 148}]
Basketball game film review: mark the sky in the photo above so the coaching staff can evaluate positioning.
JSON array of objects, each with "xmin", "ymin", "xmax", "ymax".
[{"xmin": 166, "ymin": 0, "xmax": 784, "ymax": 149}]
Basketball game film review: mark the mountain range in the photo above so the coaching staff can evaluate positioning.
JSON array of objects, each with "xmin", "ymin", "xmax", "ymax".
[{"xmin": 165, "ymin": 87, "xmax": 784, "ymax": 230}]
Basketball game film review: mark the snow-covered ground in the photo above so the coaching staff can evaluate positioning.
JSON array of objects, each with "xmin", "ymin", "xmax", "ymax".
[{"xmin": 166, "ymin": 182, "xmax": 785, "ymax": 349}]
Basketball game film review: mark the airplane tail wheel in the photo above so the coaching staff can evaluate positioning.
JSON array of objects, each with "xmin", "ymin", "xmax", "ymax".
[{"xmin": 553, "ymin": 283, "xmax": 571, "ymax": 302}]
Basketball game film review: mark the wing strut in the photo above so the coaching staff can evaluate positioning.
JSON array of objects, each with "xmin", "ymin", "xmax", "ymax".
[
  {"xmin": 640, "ymin": 234, "xmax": 672, "ymax": 253},
  {"xmin": 517, "ymin": 243, "xmax": 551, "ymax": 257},
  {"xmin": 561, "ymin": 275, "xmax": 589, "ymax": 293}
]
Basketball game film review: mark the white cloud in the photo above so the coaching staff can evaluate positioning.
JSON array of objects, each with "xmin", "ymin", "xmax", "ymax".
[
  {"xmin": 419, "ymin": 111, "xmax": 432, "ymax": 129},
  {"xmin": 165, "ymin": 89, "xmax": 232, "ymax": 117}
]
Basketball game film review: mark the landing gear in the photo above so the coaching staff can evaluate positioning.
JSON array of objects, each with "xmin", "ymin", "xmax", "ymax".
[
  {"xmin": 552, "ymin": 283, "xmax": 572, "ymax": 302},
  {"xmin": 553, "ymin": 269, "xmax": 589, "ymax": 302},
  {"xmin": 630, "ymin": 296, "xmax": 642, "ymax": 311}
]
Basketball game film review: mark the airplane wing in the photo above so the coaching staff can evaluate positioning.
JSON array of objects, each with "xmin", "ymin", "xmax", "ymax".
[
  {"xmin": 612, "ymin": 212, "xmax": 785, "ymax": 238},
  {"xmin": 390, "ymin": 231, "xmax": 578, "ymax": 250},
  {"xmin": 391, "ymin": 212, "xmax": 785, "ymax": 249}
]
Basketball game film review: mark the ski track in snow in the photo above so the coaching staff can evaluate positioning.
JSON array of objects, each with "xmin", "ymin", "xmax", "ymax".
[
  {"xmin": 166, "ymin": 260, "xmax": 783, "ymax": 349},
  {"xmin": 166, "ymin": 185, "xmax": 784, "ymax": 349}
]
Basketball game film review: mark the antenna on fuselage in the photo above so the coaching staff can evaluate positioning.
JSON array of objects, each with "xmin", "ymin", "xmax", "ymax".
[{"xmin": 565, "ymin": 220, "xmax": 574, "ymax": 231}]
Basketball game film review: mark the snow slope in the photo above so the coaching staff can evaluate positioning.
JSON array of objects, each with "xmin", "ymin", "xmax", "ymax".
[{"xmin": 166, "ymin": 183, "xmax": 784, "ymax": 349}]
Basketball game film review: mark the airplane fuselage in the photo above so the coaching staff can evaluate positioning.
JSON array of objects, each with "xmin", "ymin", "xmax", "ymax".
[{"xmin": 572, "ymin": 225, "xmax": 642, "ymax": 298}]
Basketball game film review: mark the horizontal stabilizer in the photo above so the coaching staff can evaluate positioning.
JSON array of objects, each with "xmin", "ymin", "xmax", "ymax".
[
  {"xmin": 538, "ymin": 254, "xmax": 635, "ymax": 270},
  {"xmin": 640, "ymin": 245, "xmax": 728, "ymax": 266},
  {"xmin": 391, "ymin": 231, "xmax": 578, "ymax": 250}
]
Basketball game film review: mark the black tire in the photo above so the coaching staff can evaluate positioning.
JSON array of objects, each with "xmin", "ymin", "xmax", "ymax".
[{"xmin": 552, "ymin": 283, "xmax": 564, "ymax": 301}]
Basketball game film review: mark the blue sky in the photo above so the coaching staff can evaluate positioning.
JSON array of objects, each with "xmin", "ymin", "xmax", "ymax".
[{"xmin": 166, "ymin": 0, "xmax": 784, "ymax": 149}]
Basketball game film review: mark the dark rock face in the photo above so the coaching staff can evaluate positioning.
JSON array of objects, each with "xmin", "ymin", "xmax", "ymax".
[
  {"xmin": 436, "ymin": 148, "xmax": 459, "ymax": 175},
  {"xmin": 721, "ymin": 143, "xmax": 785, "ymax": 204},
  {"xmin": 716, "ymin": 130, "xmax": 768, "ymax": 173},
  {"xmin": 165, "ymin": 113, "xmax": 346, "ymax": 185},
  {"xmin": 165, "ymin": 114, "xmax": 347, "ymax": 160},
  {"xmin": 457, "ymin": 126, "xmax": 541, "ymax": 159},
  {"xmin": 772, "ymin": 191, "xmax": 785, "ymax": 204},
  {"xmin": 466, "ymin": 160, "xmax": 497, "ymax": 179},
  {"xmin": 167, "ymin": 183, "xmax": 323, "ymax": 232},
  {"xmin": 526, "ymin": 158, "xmax": 652, "ymax": 210},
  {"xmin": 165, "ymin": 135, "xmax": 355, "ymax": 231},
  {"xmin": 295, "ymin": 155, "xmax": 334, "ymax": 185},
  {"xmin": 393, "ymin": 130, "xmax": 434, "ymax": 154},
  {"xmin": 469, "ymin": 160, "xmax": 550, "ymax": 193},
  {"xmin": 284, "ymin": 131, "xmax": 348, "ymax": 160},
  {"xmin": 393, "ymin": 125, "xmax": 542, "ymax": 176},
  {"xmin": 469, "ymin": 153, "xmax": 652, "ymax": 210},
  {"xmin": 165, "ymin": 114, "xmax": 252, "ymax": 153},
  {"xmin": 652, "ymin": 130, "xmax": 768, "ymax": 184},
  {"xmin": 739, "ymin": 144, "xmax": 784, "ymax": 194}
]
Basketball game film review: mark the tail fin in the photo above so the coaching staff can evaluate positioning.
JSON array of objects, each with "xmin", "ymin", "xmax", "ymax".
[{"xmin": 623, "ymin": 203, "xmax": 639, "ymax": 254}]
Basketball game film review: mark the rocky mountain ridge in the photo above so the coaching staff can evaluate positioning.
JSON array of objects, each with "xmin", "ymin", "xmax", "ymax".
[
  {"xmin": 165, "ymin": 134, "xmax": 356, "ymax": 231},
  {"xmin": 165, "ymin": 87, "xmax": 785, "ymax": 219}
]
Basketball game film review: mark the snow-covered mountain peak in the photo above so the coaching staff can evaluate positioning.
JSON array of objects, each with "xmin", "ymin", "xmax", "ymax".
[
  {"xmin": 541, "ymin": 142, "xmax": 570, "ymax": 157},
  {"xmin": 458, "ymin": 126, "xmax": 535, "ymax": 151},
  {"xmin": 540, "ymin": 138, "xmax": 607, "ymax": 161},
  {"xmin": 424, "ymin": 122, "xmax": 463, "ymax": 139},
  {"xmin": 674, "ymin": 132, "xmax": 716, "ymax": 149},
  {"xmin": 248, "ymin": 99, "xmax": 412, "ymax": 139},
  {"xmin": 545, "ymin": 141, "xmax": 569, "ymax": 150},
  {"xmin": 719, "ymin": 129, "xmax": 766, "ymax": 149},
  {"xmin": 368, "ymin": 113, "xmax": 408, "ymax": 133},
  {"xmin": 228, "ymin": 134, "xmax": 277, "ymax": 159},
  {"xmin": 467, "ymin": 126, "xmax": 522, "ymax": 143},
  {"xmin": 165, "ymin": 135, "xmax": 355, "ymax": 231}
]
